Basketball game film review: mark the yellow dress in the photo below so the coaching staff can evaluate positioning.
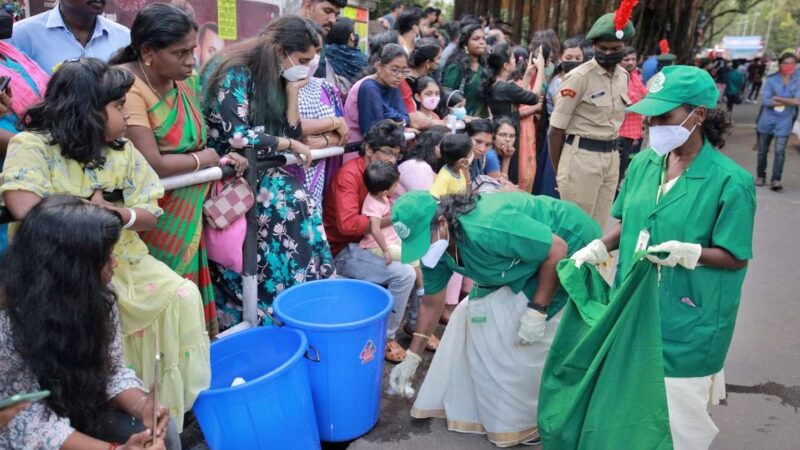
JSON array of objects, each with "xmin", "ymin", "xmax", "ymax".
[{"xmin": 0, "ymin": 132, "xmax": 210, "ymax": 430}]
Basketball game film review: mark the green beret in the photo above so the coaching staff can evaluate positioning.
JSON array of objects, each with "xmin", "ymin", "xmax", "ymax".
[{"xmin": 586, "ymin": 12, "xmax": 635, "ymax": 41}]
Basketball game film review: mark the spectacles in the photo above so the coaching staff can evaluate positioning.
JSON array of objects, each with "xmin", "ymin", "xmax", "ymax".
[
  {"xmin": 376, "ymin": 146, "xmax": 401, "ymax": 157},
  {"xmin": 384, "ymin": 66, "xmax": 411, "ymax": 77}
]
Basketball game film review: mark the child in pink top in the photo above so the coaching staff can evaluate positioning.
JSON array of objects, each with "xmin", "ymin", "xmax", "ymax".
[{"xmin": 359, "ymin": 161, "xmax": 402, "ymax": 264}]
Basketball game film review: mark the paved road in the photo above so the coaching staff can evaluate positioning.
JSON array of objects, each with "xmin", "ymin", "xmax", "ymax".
[{"xmin": 351, "ymin": 102, "xmax": 800, "ymax": 450}]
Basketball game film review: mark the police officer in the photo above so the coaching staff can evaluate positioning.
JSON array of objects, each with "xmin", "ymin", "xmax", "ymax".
[
  {"xmin": 548, "ymin": 13, "xmax": 632, "ymax": 228},
  {"xmin": 572, "ymin": 65, "xmax": 756, "ymax": 449}
]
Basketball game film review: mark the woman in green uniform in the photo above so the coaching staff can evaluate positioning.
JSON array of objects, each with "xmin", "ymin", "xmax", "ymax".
[
  {"xmin": 571, "ymin": 65, "xmax": 756, "ymax": 449},
  {"xmin": 389, "ymin": 190, "xmax": 601, "ymax": 447}
]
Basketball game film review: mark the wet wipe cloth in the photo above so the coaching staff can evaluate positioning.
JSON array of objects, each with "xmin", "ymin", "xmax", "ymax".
[{"xmin": 538, "ymin": 255, "xmax": 673, "ymax": 450}]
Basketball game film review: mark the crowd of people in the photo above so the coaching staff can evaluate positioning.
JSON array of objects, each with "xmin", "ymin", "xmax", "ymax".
[{"xmin": 0, "ymin": 0, "xmax": 776, "ymax": 449}]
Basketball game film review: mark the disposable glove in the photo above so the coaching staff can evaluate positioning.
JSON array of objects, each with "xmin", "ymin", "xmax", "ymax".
[
  {"xmin": 515, "ymin": 307, "xmax": 547, "ymax": 346},
  {"xmin": 570, "ymin": 239, "xmax": 609, "ymax": 268},
  {"xmin": 645, "ymin": 241, "xmax": 702, "ymax": 270},
  {"xmin": 388, "ymin": 350, "xmax": 422, "ymax": 398}
]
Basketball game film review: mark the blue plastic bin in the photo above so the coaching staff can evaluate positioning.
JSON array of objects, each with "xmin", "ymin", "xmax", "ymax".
[
  {"xmin": 273, "ymin": 279, "xmax": 393, "ymax": 442},
  {"xmin": 193, "ymin": 327, "xmax": 320, "ymax": 450}
]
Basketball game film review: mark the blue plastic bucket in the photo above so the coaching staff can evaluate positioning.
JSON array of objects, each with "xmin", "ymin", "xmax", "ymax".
[
  {"xmin": 193, "ymin": 327, "xmax": 320, "ymax": 450},
  {"xmin": 273, "ymin": 279, "xmax": 393, "ymax": 442}
]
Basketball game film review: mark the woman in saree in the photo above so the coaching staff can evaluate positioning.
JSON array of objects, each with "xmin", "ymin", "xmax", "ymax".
[
  {"xmin": 110, "ymin": 3, "xmax": 247, "ymax": 337},
  {"xmin": 0, "ymin": 58, "xmax": 209, "ymax": 430}
]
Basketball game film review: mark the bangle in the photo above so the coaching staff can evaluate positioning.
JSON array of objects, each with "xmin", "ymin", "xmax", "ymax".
[
  {"xmin": 329, "ymin": 117, "xmax": 336, "ymax": 131},
  {"xmin": 287, "ymin": 138, "xmax": 293, "ymax": 151},
  {"xmin": 323, "ymin": 134, "xmax": 330, "ymax": 147},
  {"xmin": 122, "ymin": 208, "xmax": 137, "ymax": 229},
  {"xmin": 190, "ymin": 152, "xmax": 201, "ymax": 172}
]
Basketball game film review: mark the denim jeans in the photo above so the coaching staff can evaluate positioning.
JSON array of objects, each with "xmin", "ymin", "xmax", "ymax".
[
  {"xmin": 333, "ymin": 243, "xmax": 416, "ymax": 340},
  {"xmin": 757, "ymin": 132, "xmax": 787, "ymax": 181}
]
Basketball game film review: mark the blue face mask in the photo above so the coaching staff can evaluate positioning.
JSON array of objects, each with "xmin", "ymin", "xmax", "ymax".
[{"xmin": 452, "ymin": 107, "xmax": 467, "ymax": 120}]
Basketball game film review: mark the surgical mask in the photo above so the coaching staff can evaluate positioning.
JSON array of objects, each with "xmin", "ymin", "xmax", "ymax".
[
  {"xmin": 452, "ymin": 106, "xmax": 467, "ymax": 120},
  {"xmin": 282, "ymin": 55, "xmax": 311, "ymax": 81},
  {"xmin": 649, "ymin": 109, "xmax": 698, "ymax": 156},
  {"xmin": 780, "ymin": 63, "xmax": 796, "ymax": 76},
  {"xmin": 560, "ymin": 61, "xmax": 581, "ymax": 73},
  {"xmin": 421, "ymin": 229, "xmax": 449, "ymax": 268},
  {"xmin": 306, "ymin": 54, "xmax": 320, "ymax": 78},
  {"xmin": 421, "ymin": 95, "xmax": 440, "ymax": 110},
  {"xmin": 595, "ymin": 50, "xmax": 624, "ymax": 69}
]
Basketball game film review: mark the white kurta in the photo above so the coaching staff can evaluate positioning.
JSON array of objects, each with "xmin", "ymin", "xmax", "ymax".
[{"xmin": 411, "ymin": 287, "xmax": 562, "ymax": 448}]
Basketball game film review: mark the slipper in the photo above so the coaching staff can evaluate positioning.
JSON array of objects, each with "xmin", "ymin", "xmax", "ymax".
[
  {"xmin": 385, "ymin": 340, "xmax": 406, "ymax": 363},
  {"xmin": 403, "ymin": 323, "xmax": 439, "ymax": 351}
]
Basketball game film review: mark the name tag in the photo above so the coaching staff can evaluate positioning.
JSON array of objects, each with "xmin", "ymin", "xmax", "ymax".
[
  {"xmin": 590, "ymin": 90, "xmax": 606, "ymax": 99},
  {"xmin": 635, "ymin": 228, "xmax": 650, "ymax": 254}
]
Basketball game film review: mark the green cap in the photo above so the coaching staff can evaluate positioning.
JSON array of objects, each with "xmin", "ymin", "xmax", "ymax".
[
  {"xmin": 586, "ymin": 12, "xmax": 635, "ymax": 41},
  {"xmin": 627, "ymin": 65, "xmax": 718, "ymax": 116},
  {"xmin": 391, "ymin": 191, "xmax": 438, "ymax": 264}
]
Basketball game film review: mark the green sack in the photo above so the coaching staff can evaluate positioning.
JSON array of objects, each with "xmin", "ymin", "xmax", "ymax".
[{"xmin": 538, "ymin": 258, "xmax": 673, "ymax": 450}]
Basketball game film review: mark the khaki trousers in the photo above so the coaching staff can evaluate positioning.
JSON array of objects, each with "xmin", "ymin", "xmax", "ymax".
[{"xmin": 556, "ymin": 141, "xmax": 619, "ymax": 228}]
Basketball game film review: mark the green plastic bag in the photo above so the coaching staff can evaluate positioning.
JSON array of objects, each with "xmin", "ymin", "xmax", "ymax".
[{"xmin": 538, "ymin": 258, "xmax": 673, "ymax": 450}]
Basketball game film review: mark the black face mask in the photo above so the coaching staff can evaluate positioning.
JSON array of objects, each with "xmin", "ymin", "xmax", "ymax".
[
  {"xmin": 560, "ymin": 61, "xmax": 581, "ymax": 74},
  {"xmin": 595, "ymin": 50, "xmax": 624, "ymax": 68},
  {"xmin": 0, "ymin": 10, "xmax": 12, "ymax": 40}
]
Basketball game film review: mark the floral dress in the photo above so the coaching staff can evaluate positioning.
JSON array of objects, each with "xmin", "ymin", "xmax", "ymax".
[{"xmin": 202, "ymin": 65, "xmax": 335, "ymax": 331}]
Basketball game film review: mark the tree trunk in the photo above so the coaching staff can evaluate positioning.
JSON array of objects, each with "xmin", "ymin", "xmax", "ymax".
[{"xmin": 567, "ymin": 0, "xmax": 589, "ymax": 36}]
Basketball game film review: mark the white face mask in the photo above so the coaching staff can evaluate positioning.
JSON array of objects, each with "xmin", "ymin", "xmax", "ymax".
[
  {"xmin": 421, "ymin": 228, "xmax": 449, "ymax": 268},
  {"xmin": 649, "ymin": 108, "xmax": 698, "ymax": 156},
  {"xmin": 282, "ymin": 55, "xmax": 311, "ymax": 82}
]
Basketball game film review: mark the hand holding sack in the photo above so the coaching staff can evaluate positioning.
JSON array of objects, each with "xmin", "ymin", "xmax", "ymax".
[
  {"xmin": 645, "ymin": 241, "xmax": 702, "ymax": 269},
  {"xmin": 570, "ymin": 239, "xmax": 609, "ymax": 268}
]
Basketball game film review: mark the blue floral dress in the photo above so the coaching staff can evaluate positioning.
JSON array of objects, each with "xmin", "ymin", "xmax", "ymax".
[{"xmin": 202, "ymin": 64, "xmax": 335, "ymax": 330}]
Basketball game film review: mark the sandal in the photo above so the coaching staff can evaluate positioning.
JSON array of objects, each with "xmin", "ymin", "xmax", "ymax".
[
  {"xmin": 385, "ymin": 340, "xmax": 406, "ymax": 363},
  {"xmin": 403, "ymin": 323, "xmax": 439, "ymax": 352}
]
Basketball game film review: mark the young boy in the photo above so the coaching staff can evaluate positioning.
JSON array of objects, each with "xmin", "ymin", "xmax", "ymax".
[
  {"xmin": 360, "ymin": 161, "xmax": 403, "ymax": 265},
  {"xmin": 429, "ymin": 133, "xmax": 473, "ymax": 199}
]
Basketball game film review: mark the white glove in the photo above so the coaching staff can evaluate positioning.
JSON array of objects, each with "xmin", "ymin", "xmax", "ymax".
[
  {"xmin": 515, "ymin": 307, "xmax": 547, "ymax": 346},
  {"xmin": 388, "ymin": 350, "xmax": 422, "ymax": 398},
  {"xmin": 570, "ymin": 239, "xmax": 609, "ymax": 268},
  {"xmin": 645, "ymin": 241, "xmax": 702, "ymax": 269}
]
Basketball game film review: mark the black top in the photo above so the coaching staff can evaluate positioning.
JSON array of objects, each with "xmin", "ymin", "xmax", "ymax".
[{"xmin": 488, "ymin": 80, "xmax": 539, "ymax": 119}]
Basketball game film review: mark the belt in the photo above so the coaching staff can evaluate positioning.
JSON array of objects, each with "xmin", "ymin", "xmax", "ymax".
[{"xmin": 565, "ymin": 135, "xmax": 618, "ymax": 153}]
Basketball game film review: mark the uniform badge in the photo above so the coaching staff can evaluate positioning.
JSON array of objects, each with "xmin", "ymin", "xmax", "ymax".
[
  {"xmin": 394, "ymin": 221, "xmax": 410, "ymax": 239},
  {"xmin": 560, "ymin": 88, "xmax": 577, "ymax": 98},
  {"xmin": 649, "ymin": 72, "xmax": 666, "ymax": 93}
]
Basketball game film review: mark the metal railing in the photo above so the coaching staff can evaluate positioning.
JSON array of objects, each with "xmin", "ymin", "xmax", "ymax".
[{"xmin": 0, "ymin": 147, "xmax": 345, "ymax": 339}]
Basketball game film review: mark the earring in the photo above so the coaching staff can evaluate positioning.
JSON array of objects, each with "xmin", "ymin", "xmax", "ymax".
[{"xmin": 145, "ymin": 60, "xmax": 151, "ymax": 67}]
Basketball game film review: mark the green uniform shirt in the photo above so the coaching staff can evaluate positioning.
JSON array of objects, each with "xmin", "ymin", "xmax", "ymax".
[
  {"xmin": 423, "ymin": 192, "xmax": 601, "ymax": 317},
  {"xmin": 612, "ymin": 141, "xmax": 756, "ymax": 377}
]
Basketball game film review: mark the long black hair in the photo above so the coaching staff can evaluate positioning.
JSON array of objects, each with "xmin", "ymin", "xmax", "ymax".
[
  {"xmin": 20, "ymin": 58, "xmax": 134, "ymax": 169},
  {"xmin": 109, "ymin": 2, "xmax": 198, "ymax": 65},
  {"xmin": 433, "ymin": 192, "xmax": 479, "ymax": 241},
  {"xmin": 0, "ymin": 196, "xmax": 123, "ymax": 436},
  {"xmin": 203, "ymin": 15, "xmax": 321, "ymax": 135},
  {"xmin": 509, "ymin": 45, "xmax": 529, "ymax": 82},
  {"xmin": 693, "ymin": 105, "xmax": 732, "ymax": 148},
  {"xmin": 480, "ymin": 42, "xmax": 510, "ymax": 103},
  {"xmin": 400, "ymin": 125, "xmax": 448, "ymax": 170},
  {"xmin": 408, "ymin": 40, "xmax": 441, "ymax": 70}
]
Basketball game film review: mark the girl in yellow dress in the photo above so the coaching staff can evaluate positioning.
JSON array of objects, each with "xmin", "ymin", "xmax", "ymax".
[{"xmin": 0, "ymin": 58, "xmax": 210, "ymax": 430}]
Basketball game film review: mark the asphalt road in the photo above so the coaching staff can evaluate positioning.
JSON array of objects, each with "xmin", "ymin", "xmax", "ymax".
[{"xmin": 350, "ymin": 101, "xmax": 800, "ymax": 450}]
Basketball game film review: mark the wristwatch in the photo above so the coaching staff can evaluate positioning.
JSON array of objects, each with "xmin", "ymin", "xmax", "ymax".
[{"xmin": 531, "ymin": 302, "xmax": 548, "ymax": 314}]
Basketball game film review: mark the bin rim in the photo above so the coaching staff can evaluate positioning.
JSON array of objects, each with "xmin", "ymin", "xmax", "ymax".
[
  {"xmin": 197, "ymin": 327, "xmax": 307, "ymax": 399},
  {"xmin": 273, "ymin": 279, "xmax": 393, "ymax": 331}
]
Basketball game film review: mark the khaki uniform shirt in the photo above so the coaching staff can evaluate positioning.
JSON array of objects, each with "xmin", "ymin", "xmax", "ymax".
[{"xmin": 550, "ymin": 58, "xmax": 630, "ymax": 140}]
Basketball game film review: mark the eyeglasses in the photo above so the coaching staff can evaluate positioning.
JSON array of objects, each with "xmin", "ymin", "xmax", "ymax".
[
  {"xmin": 376, "ymin": 146, "xmax": 401, "ymax": 157},
  {"xmin": 384, "ymin": 66, "xmax": 411, "ymax": 77}
]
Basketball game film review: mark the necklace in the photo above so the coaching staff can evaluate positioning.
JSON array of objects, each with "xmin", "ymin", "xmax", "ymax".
[{"xmin": 138, "ymin": 60, "xmax": 165, "ymax": 103}]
